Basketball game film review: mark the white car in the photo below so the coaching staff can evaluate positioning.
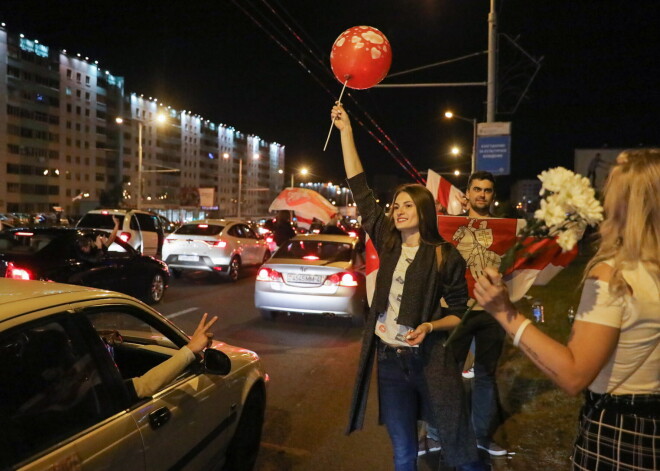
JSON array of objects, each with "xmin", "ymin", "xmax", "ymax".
[
  {"xmin": 77, "ymin": 209, "xmax": 164, "ymax": 258},
  {"xmin": 0, "ymin": 278, "xmax": 268, "ymax": 471},
  {"xmin": 163, "ymin": 219, "xmax": 271, "ymax": 282}
]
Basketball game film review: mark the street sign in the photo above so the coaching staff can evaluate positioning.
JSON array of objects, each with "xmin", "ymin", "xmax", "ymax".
[{"xmin": 476, "ymin": 122, "xmax": 511, "ymax": 175}]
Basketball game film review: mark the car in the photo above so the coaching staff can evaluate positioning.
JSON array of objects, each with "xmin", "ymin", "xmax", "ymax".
[
  {"xmin": 0, "ymin": 278, "xmax": 268, "ymax": 471},
  {"xmin": 163, "ymin": 219, "xmax": 271, "ymax": 282},
  {"xmin": 0, "ymin": 227, "xmax": 169, "ymax": 304},
  {"xmin": 76, "ymin": 209, "xmax": 164, "ymax": 258},
  {"xmin": 254, "ymin": 234, "xmax": 367, "ymax": 325}
]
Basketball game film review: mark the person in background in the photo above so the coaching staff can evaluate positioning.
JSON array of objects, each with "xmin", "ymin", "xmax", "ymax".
[
  {"xmin": 446, "ymin": 171, "xmax": 508, "ymax": 457},
  {"xmin": 76, "ymin": 215, "xmax": 120, "ymax": 262},
  {"xmin": 320, "ymin": 213, "xmax": 347, "ymax": 235},
  {"xmin": 332, "ymin": 102, "xmax": 487, "ymax": 471},
  {"xmin": 272, "ymin": 210, "xmax": 296, "ymax": 248},
  {"xmin": 473, "ymin": 148, "xmax": 659, "ymax": 471}
]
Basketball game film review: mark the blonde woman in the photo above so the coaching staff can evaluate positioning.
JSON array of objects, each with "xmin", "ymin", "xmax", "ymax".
[{"xmin": 473, "ymin": 149, "xmax": 659, "ymax": 470}]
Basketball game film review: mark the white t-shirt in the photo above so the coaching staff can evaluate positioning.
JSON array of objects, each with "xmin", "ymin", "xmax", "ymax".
[
  {"xmin": 576, "ymin": 261, "xmax": 660, "ymax": 395},
  {"xmin": 375, "ymin": 245, "xmax": 419, "ymax": 347}
]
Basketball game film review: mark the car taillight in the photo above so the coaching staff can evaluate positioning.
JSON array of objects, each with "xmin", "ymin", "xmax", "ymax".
[
  {"xmin": 119, "ymin": 232, "xmax": 131, "ymax": 242},
  {"xmin": 6, "ymin": 262, "xmax": 32, "ymax": 280},
  {"xmin": 266, "ymin": 236, "xmax": 273, "ymax": 244},
  {"xmin": 303, "ymin": 255, "xmax": 319, "ymax": 260},
  {"xmin": 257, "ymin": 267, "xmax": 283, "ymax": 282},
  {"xmin": 325, "ymin": 272, "xmax": 358, "ymax": 287},
  {"xmin": 204, "ymin": 240, "xmax": 227, "ymax": 248},
  {"xmin": 348, "ymin": 231, "xmax": 357, "ymax": 238}
]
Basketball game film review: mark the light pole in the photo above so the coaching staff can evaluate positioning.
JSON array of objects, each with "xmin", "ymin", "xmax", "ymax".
[
  {"xmin": 237, "ymin": 152, "xmax": 260, "ymax": 218},
  {"xmin": 444, "ymin": 111, "xmax": 477, "ymax": 174},
  {"xmin": 116, "ymin": 114, "xmax": 167, "ymax": 210}
]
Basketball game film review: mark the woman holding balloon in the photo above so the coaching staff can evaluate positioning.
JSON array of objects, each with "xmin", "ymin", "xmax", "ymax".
[{"xmin": 332, "ymin": 101, "xmax": 487, "ymax": 471}]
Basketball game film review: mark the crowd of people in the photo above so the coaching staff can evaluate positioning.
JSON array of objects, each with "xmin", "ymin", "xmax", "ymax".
[{"xmin": 331, "ymin": 103, "xmax": 659, "ymax": 471}]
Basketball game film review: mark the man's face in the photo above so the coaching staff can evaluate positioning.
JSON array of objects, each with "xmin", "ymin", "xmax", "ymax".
[{"xmin": 466, "ymin": 178, "xmax": 495, "ymax": 215}]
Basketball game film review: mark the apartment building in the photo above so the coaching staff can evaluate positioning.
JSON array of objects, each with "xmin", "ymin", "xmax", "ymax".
[{"xmin": 0, "ymin": 24, "xmax": 285, "ymax": 219}]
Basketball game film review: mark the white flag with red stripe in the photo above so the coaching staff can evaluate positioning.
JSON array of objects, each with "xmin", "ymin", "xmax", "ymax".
[
  {"xmin": 295, "ymin": 213, "xmax": 313, "ymax": 230},
  {"xmin": 426, "ymin": 169, "xmax": 466, "ymax": 215},
  {"xmin": 364, "ymin": 216, "xmax": 577, "ymax": 307}
]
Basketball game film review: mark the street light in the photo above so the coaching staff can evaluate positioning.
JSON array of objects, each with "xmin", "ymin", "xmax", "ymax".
[
  {"xmin": 444, "ymin": 110, "xmax": 477, "ymax": 174},
  {"xmin": 281, "ymin": 167, "xmax": 309, "ymax": 188},
  {"xmin": 116, "ymin": 114, "xmax": 167, "ymax": 210}
]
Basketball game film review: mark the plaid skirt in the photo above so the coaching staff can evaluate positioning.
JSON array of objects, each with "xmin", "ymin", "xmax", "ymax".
[{"xmin": 571, "ymin": 392, "xmax": 659, "ymax": 471}]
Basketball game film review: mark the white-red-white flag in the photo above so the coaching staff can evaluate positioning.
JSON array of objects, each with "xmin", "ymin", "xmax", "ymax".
[
  {"xmin": 295, "ymin": 213, "xmax": 313, "ymax": 230},
  {"xmin": 426, "ymin": 169, "xmax": 466, "ymax": 215},
  {"xmin": 364, "ymin": 216, "xmax": 578, "ymax": 307}
]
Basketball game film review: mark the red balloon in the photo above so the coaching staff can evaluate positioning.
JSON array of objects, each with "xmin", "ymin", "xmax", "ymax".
[{"xmin": 330, "ymin": 26, "xmax": 392, "ymax": 90}]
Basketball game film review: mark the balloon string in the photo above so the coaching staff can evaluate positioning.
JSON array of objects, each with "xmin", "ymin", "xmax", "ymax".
[{"xmin": 323, "ymin": 79, "xmax": 349, "ymax": 151}]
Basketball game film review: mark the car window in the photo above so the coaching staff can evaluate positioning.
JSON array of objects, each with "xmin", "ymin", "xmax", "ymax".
[
  {"xmin": 0, "ymin": 315, "xmax": 120, "ymax": 468},
  {"xmin": 227, "ymin": 225, "xmax": 243, "ymax": 238},
  {"xmin": 132, "ymin": 213, "xmax": 157, "ymax": 232},
  {"xmin": 242, "ymin": 225, "xmax": 258, "ymax": 239},
  {"xmin": 84, "ymin": 309, "xmax": 186, "ymax": 400},
  {"xmin": 78, "ymin": 213, "xmax": 125, "ymax": 229},
  {"xmin": 175, "ymin": 223, "xmax": 224, "ymax": 236},
  {"xmin": 273, "ymin": 240, "xmax": 353, "ymax": 262},
  {"xmin": 0, "ymin": 232, "xmax": 57, "ymax": 253}
]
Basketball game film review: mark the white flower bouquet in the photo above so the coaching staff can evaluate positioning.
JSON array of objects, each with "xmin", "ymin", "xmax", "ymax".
[{"xmin": 444, "ymin": 167, "xmax": 603, "ymax": 347}]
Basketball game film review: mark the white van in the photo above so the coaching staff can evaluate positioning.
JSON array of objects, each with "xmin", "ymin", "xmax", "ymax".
[{"xmin": 76, "ymin": 209, "xmax": 164, "ymax": 257}]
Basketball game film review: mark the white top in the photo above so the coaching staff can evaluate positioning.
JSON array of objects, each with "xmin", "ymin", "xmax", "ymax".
[
  {"xmin": 576, "ymin": 261, "xmax": 660, "ymax": 395},
  {"xmin": 375, "ymin": 245, "xmax": 419, "ymax": 347},
  {"xmin": 131, "ymin": 346, "xmax": 195, "ymax": 398}
]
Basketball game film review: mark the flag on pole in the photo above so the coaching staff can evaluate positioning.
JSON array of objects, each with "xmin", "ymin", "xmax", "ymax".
[
  {"xmin": 295, "ymin": 213, "xmax": 314, "ymax": 230},
  {"xmin": 426, "ymin": 169, "xmax": 466, "ymax": 215}
]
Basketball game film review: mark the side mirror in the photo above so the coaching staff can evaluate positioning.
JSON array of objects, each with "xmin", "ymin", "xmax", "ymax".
[{"xmin": 203, "ymin": 348, "xmax": 232, "ymax": 375}]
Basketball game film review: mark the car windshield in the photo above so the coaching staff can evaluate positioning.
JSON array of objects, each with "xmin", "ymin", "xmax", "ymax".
[
  {"xmin": 0, "ymin": 232, "xmax": 57, "ymax": 253},
  {"xmin": 273, "ymin": 240, "xmax": 353, "ymax": 262},
  {"xmin": 78, "ymin": 213, "xmax": 125, "ymax": 229},
  {"xmin": 175, "ymin": 224, "xmax": 224, "ymax": 236}
]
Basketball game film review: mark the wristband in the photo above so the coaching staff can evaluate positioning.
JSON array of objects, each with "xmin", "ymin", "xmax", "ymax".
[
  {"xmin": 423, "ymin": 322, "xmax": 434, "ymax": 334},
  {"xmin": 513, "ymin": 318, "xmax": 532, "ymax": 347}
]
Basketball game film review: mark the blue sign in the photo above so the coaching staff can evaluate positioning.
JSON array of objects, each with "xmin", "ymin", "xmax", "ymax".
[{"xmin": 476, "ymin": 135, "xmax": 511, "ymax": 175}]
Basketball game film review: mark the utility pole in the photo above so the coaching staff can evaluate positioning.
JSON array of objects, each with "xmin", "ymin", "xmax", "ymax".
[{"xmin": 487, "ymin": 0, "xmax": 497, "ymax": 122}]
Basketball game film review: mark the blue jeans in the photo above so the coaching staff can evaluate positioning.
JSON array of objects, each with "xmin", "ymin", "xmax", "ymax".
[
  {"xmin": 451, "ymin": 311, "xmax": 505, "ymax": 441},
  {"xmin": 377, "ymin": 342, "xmax": 431, "ymax": 471}
]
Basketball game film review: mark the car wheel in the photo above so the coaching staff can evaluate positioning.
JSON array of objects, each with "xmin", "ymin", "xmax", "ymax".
[
  {"xmin": 221, "ymin": 386, "xmax": 266, "ymax": 471},
  {"xmin": 259, "ymin": 309, "xmax": 274, "ymax": 321},
  {"xmin": 226, "ymin": 256, "xmax": 241, "ymax": 282},
  {"xmin": 144, "ymin": 272, "xmax": 165, "ymax": 304}
]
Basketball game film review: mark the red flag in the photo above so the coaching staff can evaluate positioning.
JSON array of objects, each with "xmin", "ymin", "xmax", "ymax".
[{"xmin": 365, "ymin": 235, "xmax": 379, "ymax": 305}]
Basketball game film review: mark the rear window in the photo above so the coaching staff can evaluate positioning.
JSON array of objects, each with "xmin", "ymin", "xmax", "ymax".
[
  {"xmin": 175, "ymin": 224, "xmax": 224, "ymax": 236},
  {"xmin": 0, "ymin": 232, "xmax": 57, "ymax": 254},
  {"xmin": 77, "ymin": 213, "xmax": 125, "ymax": 229},
  {"xmin": 273, "ymin": 240, "xmax": 353, "ymax": 262}
]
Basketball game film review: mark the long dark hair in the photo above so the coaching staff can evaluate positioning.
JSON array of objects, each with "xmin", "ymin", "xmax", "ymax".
[{"xmin": 382, "ymin": 183, "xmax": 447, "ymax": 251}]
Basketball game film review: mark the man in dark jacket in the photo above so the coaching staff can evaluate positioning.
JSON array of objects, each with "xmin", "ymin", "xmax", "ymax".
[{"xmin": 272, "ymin": 210, "xmax": 296, "ymax": 247}]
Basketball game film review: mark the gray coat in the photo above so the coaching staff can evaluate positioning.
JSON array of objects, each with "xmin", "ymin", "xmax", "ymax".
[{"xmin": 345, "ymin": 173, "xmax": 479, "ymax": 467}]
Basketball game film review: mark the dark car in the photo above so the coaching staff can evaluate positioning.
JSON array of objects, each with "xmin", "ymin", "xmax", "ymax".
[{"xmin": 0, "ymin": 227, "xmax": 169, "ymax": 304}]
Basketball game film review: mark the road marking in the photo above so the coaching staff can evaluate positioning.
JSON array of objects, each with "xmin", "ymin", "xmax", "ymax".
[{"xmin": 168, "ymin": 307, "xmax": 198, "ymax": 318}]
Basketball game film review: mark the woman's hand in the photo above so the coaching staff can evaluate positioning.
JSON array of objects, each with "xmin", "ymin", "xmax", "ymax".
[
  {"xmin": 404, "ymin": 322, "xmax": 433, "ymax": 346},
  {"xmin": 473, "ymin": 267, "xmax": 517, "ymax": 319},
  {"xmin": 112, "ymin": 215, "xmax": 120, "ymax": 228},
  {"xmin": 186, "ymin": 313, "xmax": 219, "ymax": 354},
  {"xmin": 331, "ymin": 103, "xmax": 351, "ymax": 132}
]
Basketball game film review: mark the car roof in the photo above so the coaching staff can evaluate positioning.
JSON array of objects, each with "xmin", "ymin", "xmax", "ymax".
[
  {"xmin": 179, "ymin": 219, "xmax": 239, "ymax": 225},
  {"xmin": 3, "ymin": 227, "xmax": 105, "ymax": 236},
  {"xmin": 0, "ymin": 279, "xmax": 137, "ymax": 322},
  {"xmin": 291, "ymin": 234, "xmax": 357, "ymax": 243},
  {"xmin": 84, "ymin": 209, "xmax": 153, "ymax": 216}
]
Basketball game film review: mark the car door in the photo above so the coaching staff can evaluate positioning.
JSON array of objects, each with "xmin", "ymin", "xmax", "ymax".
[
  {"xmin": 0, "ymin": 310, "xmax": 143, "ymax": 471},
  {"xmin": 240, "ymin": 224, "xmax": 263, "ymax": 264},
  {"xmin": 132, "ymin": 213, "xmax": 160, "ymax": 257},
  {"xmin": 84, "ymin": 306, "xmax": 239, "ymax": 470}
]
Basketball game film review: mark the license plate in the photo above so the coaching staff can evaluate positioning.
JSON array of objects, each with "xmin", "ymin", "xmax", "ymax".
[
  {"xmin": 286, "ymin": 273, "xmax": 322, "ymax": 284},
  {"xmin": 178, "ymin": 255, "xmax": 198, "ymax": 262}
]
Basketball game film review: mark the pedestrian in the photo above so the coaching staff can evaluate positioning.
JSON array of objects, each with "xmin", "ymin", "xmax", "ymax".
[
  {"xmin": 445, "ymin": 171, "xmax": 508, "ymax": 457},
  {"xmin": 473, "ymin": 148, "xmax": 659, "ymax": 471},
  {"xmin": 272, "ymin": 210, "xmax": 296, "ymax": 247},
  {"xmin": 332, "ymin": 103, "xmax": 487, "ymax": 471}
]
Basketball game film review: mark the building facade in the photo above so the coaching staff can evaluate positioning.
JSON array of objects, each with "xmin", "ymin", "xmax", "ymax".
[{"xmin": 0, "ymin": 25, "xmax": 285, "ymax": 220}]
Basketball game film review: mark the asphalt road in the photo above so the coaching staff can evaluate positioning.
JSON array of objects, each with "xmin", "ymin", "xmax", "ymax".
[{"xmin": 156, "ymin": 270, "xmax": 514, "ymax": 471}]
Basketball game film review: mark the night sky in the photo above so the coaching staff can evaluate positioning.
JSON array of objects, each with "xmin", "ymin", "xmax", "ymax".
[{"xmin": 2, "ymin": 0, "xmax": 658, "ymax": 191}]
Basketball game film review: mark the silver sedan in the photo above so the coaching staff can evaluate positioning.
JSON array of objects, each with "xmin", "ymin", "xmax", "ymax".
[{"xmin": 254, "ymin": 234, "xmax": 367, "ymax": 326}]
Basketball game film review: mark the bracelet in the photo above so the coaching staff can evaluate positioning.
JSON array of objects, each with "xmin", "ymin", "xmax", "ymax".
[
  {"xmin": 423, "ymin": 322, "xmax": 434, "ymax": 334},
  {"xmin": 512, "ymin": 318, "xmax": 532, "ymax": 347}
]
